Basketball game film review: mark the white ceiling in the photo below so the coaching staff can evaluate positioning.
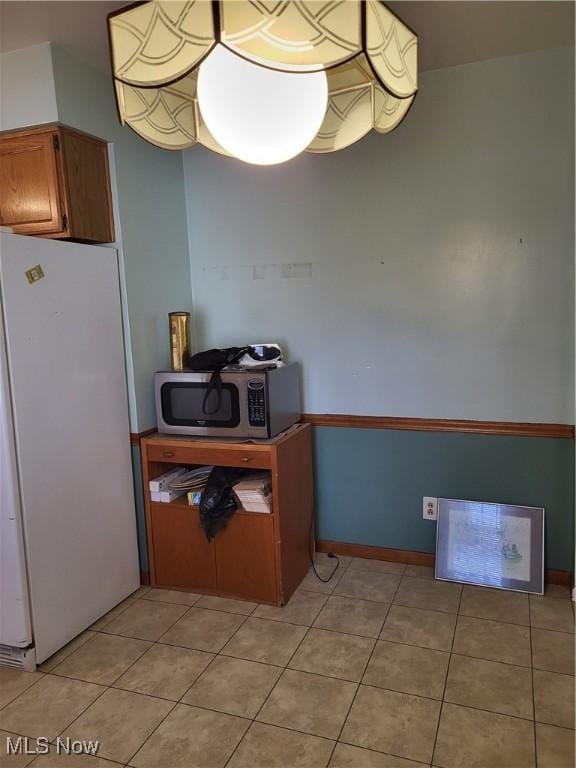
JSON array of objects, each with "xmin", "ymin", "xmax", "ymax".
[
  {"xmin": 389, "ymin": 1, "xmax": 575, "ymax": 70},
  {"xmin": 0, "ymin": 0, "xmax": 126, "ymax": 72},
  {"xmin": 0, "ymin": 0, "xmax": 574, "ymax": 74}
]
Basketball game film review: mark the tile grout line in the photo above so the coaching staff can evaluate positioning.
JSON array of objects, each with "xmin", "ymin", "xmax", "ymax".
[
  {"xmin": 3, "ymin": 573, "xmax": 573, "ymax": 765},
  {"xmin": 50, "ymin": 678, "xmax": 115, "ymax": 752},
  {"xmin": 529, "ymin": 595, "xmax": 538, "ymax": 768},
  {"xmin": 30, "ymin": 599, "xmax": 201, "ymax": 766},
  {"xmin": 88, "ymin": 598, "xmax": 136, "ymax": 632},
  {"xmin": 45, "ymin": 641, "xmax": 213, "ymax": 705},
  {"xmin": 110, "ymin": 670, "xmax": 572, "ymax": 731},
  {"xmin": 49, "ymin": 634, "xmax": 152, "ymax": 685},
  {"xmin": 429, "ymin": 581, "xmax": 463, "ymax": 765},
  {"xmin": 40, "ymin": 656, "xmax": 571, "ymax": 729},
  {"xmin": 96, "ymin": 601, "xmax": 196, "ymax": 642},
  {"xmin": 113, "ymin": 591, "xmax": 240, "ymax": 768},
  {"xmin": 124, "ymin": 700, "xmax": 179, "ymax": 766},
  {"xmin": 0, "ymin": 677, "xmax": 110, "ymax": 745},
  {"xmin": 120, "ymin": 685, "xmax": 576, "ymax": 761},
  {"xmin": 0, "ymin": 676, "xmax": 568, "ymax": 760},
  {"xmin": 336, "ymin": 738, "xmax": 432, "ymax": 768},
  {"xmin": 97, "ymin": 590, "xmax": 574, "ymax": 640},
  {"xmin": 5, "ymin": 588, "xmax": 571, "ymax": 717},
  {"xmin": 47, "ymin": 613, "xmax": 189, "ymax": 765},
  {"xmin": 123, "ymin": 593, "xmax": 327, "ymax": 767},
  {"xmin": 91, "ymin": 618, "xmax": 559, "ymax": 672},
  {"xmin": 6, "ymin": 590, "xmax": 572, "ymax": 689},
  {"xmin": 221, "ymin": 595, "xmax": 330, "ymax": 767},
  {"xmin": 324, "ymin": 569, "xmax": 407, "ymax": 766},
  {"xmin": 134, "ymin": 582, "xmax": 575, "ymax": 608},
  {"xmin": 36, "ymin": 631, "xmax": 98, "ymax": 675},
  {"xmin": 128, "ymin": 581, "xmax": 574, "ymax": 633},
  {"xmin": 173, "ymin": 612, "xmax": 253, "ymax": 706},
  {"xmin": 0, "ymin": 674, "xmax": 46, "ymax": 713}
]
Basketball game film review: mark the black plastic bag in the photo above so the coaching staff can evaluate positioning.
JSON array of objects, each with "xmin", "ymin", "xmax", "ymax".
[
  {"xmin": 199, "ymin": 466, "xmax": 246, "ymax": 541},
  {"xmin": 188, "ymin": 347, "xmax": 249, "ymax": 372}
]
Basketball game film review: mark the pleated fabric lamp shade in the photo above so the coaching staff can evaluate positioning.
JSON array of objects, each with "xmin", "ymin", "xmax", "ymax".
[{"xmin": 109, "ymin": 1, "xmax": 418, "ymax": 165}]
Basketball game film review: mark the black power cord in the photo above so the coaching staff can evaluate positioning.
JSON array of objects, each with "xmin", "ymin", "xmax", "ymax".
[{"xmin": 308, "ymin": 511, "xmax": 340, "ymax": 583}]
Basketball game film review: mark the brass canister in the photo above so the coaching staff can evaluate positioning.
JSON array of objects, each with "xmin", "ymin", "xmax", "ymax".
[{"xmin": 169, "ymin": 312, "xmax": 191, "ymax": 370}]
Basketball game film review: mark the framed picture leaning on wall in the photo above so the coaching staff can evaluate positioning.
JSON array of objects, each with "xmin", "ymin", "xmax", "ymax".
[{"xmin": 435, "ymin": 499, "xmax": 544, "ymax": 594}]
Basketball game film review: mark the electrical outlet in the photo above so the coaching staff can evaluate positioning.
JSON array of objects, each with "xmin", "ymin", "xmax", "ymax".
[{"xmin": 423, "ymin": 496, "xmax": 438, "ymax": 521}]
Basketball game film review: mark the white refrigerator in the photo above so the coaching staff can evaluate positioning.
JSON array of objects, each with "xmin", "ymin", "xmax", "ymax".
[{"xmin": 0, "ymin": 232, "xmax": 140, "ymax": 668}]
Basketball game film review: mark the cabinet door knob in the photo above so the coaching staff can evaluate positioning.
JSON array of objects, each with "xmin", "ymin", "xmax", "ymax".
[
  {"xmin": 240, "ymin": 457, "xmax": 253, "ymax": 462},
  {"xmin": 163, "ymin": 450, "xmax": 175, "ymax": 458}
]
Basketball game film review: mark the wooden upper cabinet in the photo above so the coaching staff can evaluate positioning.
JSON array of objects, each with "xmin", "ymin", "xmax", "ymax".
[{"xmin": 0, "ymin": 124, "xmax": 114, "ymax": 243}]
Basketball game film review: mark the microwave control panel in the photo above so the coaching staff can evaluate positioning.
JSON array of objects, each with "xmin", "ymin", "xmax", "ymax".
[{"xmin": 247, "ymin": 379, "xmax": 266, "ymax": 426}]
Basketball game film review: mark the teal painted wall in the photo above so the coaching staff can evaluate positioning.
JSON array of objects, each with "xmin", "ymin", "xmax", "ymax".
[
  {"xmin": 2, "ymin": 43, "xmax": 193, "ymax": 431},
  {"xmin": 50, "ymin": 45, "xmax": 192, "ymax": 432},
  {"xmin": 1, "ymin": 43, "xmax": 192, "ymax": 569},
  {"xmin": 49, "ymin": 44, "xmax": 193, "ymax": 570},
  {"xmin": 131, "ymin": 426, "xmax": 574, "ymax": 574},
  {"xmin": 184, "ymin": 47, "xmax": 574, "ymax": 425},
  {"xmin": 7, "ymin": 45, "xmax": 571, "ymax": 575},
  {"xmin": 0, "ymin": 44, "xmax": 58, "ymax": 129},
  {"xmin": 131, "ymin": 447, "xmax": 148, "ymax": 573},
  {"xmin": 314, "ymin": 427, "xmax": 574, "ymax": 571},
  {"xmin": 181, "ymin": 46, "xmax": 575, "ymax": 575}
]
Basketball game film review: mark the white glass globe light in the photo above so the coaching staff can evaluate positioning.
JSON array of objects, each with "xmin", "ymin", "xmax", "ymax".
[{"xmin": 198, "ymin": 45, "xmax": 328, "ymax": 166}]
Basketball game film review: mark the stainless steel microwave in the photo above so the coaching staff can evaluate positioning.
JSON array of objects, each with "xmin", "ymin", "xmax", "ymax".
[{"xmin": 155, "ymin": 363, "xmax": 301, "ymax": 438}]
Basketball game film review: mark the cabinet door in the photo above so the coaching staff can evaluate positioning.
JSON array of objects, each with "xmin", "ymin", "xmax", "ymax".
[
  {"xmin": 150, "ymin": 504, "xmax": 216, "ymax": 591},
  {"xmin": 215, "ymin": 514, "xmax": 277, "ymax": 603},
  {"xmin": 0, "ymin": 132, "xmax": 64, "ymax": 235},
  {"xmin": 273, "ymin": 427, "xmax": 313, "ymax": 602},
  {"xmin": 60, "ymin": 130, "xmax": 114, "ymax": 243}
]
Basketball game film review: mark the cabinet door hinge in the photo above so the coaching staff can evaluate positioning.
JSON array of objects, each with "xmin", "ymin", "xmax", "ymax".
[
  {"xmin": 53, "ymin": 134, "xmax": 60, "ymax": 151},
  {"xmin": 62, "ymin": 213, "xmax": 68, "ymax": 230}
]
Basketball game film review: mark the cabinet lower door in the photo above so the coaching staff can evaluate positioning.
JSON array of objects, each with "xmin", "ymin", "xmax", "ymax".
[
  {"xmin": 150, "ymin": 504, "xmax": 216, "ymax": 591},
  {"xmin": 215, "ymin": 514, "xmax": 277, "ymax": 603}
]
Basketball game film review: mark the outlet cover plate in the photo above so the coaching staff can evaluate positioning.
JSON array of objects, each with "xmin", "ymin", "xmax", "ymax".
[{"xmin": 423, "ymin": 496, "xmax": 438, "ymax": 521}]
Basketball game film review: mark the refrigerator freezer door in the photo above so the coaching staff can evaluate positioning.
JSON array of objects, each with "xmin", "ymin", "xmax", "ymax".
[
  {"xmin": 0, "ymin": 304, "xmax": 32, "ymax": 648},
  {"xmin": 0, "ymin": 233, "xmax": 139, "ymax": 663}
]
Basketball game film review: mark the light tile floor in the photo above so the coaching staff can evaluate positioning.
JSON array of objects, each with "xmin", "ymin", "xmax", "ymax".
[{"xmin": 0, "ymin": 555, "xmax": 574, "ymax": 768}]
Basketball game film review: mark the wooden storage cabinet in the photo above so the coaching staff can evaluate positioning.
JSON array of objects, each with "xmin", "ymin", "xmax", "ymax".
[
  {"xmin": 0, "ymin": 124, "xmax": 114, "ymax": 242},
  {"xmin": 141, "ymin": 424, "xmax": 313, "ymax": 605}
]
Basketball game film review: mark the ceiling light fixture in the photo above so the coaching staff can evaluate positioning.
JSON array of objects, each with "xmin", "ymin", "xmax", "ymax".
[
  {"xmin": 109, "ymin": 1, "xmax": 418, "ymax": 166},
  {"xmin": 198, "ymin": 45, "xmax": 328, "ymax": 165}
]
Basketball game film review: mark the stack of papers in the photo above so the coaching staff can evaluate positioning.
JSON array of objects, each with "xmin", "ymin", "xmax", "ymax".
[
  {"xmin": 169, "ymin": 466, "xmax": 213, "ymax": 491},
  {"xmin": 149, "ymin": 466, "xmax": 213, "ymax": 504},
  {"xmin": 233, "ymin": 473, "xmax": 272, "ymax": 514},
  {"xmin": 149, "ymin": 467, "xmax": 188, "ymax": 493}
]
